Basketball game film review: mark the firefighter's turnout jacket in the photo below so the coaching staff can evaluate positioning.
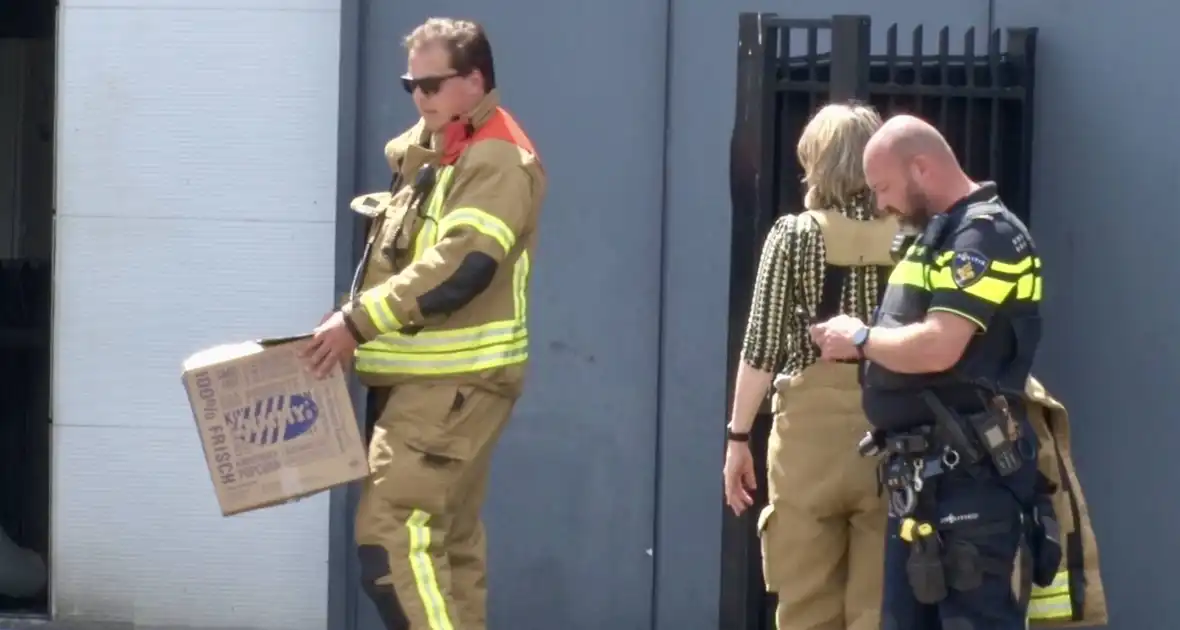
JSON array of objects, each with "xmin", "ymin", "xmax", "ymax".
[
  {"xmin": 343, "ymin": 90, "xmax": 545, "ymax": 397},
  {"xmin": 1023, "ymin": 377, "xmax": 1107, "ymax": 628}
]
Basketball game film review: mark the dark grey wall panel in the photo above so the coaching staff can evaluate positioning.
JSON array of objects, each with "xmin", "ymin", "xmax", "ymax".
[
  {"xmin": 992, "ymin": 1, "xmax": 1175, "ymax": 626},
  {"xmin": 350, "ymin": 1, "xmax": 669, "ymax": 628}
]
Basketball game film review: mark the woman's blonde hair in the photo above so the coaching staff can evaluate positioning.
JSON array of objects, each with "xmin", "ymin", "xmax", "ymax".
[{"xmin": 796, "ymin": 103, "xmax": 882, "ymax": 210}]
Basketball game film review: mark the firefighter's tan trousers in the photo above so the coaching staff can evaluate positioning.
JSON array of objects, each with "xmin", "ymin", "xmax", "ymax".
[
  {"xmin": 355, "ymin": 382, "xmax": 514, "ymax": 630},
  {"xmin": 757, "ymin": 362, "xmax": 887, "ymax": 630}
]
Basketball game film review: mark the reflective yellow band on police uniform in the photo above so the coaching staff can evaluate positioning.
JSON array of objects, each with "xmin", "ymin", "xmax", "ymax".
[
  {"xmin": 929, "ymin": 266, "xmax": 1015, "ymax": 304},
  {"xmin": 934, "ymin": 251, "xmax": 1040, "ymax": 274},
  {"xmin": 439, "ymin": 207, "xmax": 516, "ymax": 255},
  {"xmin": 889, "ymin": 252, "xmax": 1042, "ymax": 305},
  {"xmin": 361, "ymin": 290, "xmax": 401, "ymax": 334},
  {"xmin": 1027, "ymin": 570, "xmax": 1072, "ymax": 621},
  {"xmin": 887, "ymin": 259, "xmax": 929, "ymax": 290},
  {"xmin": 406, "ymin": 510, "xmax": 455, "ymax": 630}
]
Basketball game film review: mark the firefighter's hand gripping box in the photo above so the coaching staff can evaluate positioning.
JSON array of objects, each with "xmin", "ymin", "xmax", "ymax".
[{"xmin": 180, "ymin": 335, "xmax": 369, "ymax": 516}]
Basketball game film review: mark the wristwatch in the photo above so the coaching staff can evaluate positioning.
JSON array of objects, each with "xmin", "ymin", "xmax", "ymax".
[
  {"xmin": 852, "ymin": 325, "xmax": 872, "ymax": 360},
  {"xmin": 726, "ymin": 426, "xmax": 750, "ymax": 442}
]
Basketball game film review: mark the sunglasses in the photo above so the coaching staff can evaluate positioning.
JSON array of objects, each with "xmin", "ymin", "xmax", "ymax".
[{"xmin": 400, "ymin": 72, "xmax": 462, "ymax": 96}]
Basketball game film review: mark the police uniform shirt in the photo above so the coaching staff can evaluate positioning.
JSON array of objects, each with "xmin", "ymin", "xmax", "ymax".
[{"xmin": 862, "ymin": 183, "xmax": 1043, "ymax": 431}]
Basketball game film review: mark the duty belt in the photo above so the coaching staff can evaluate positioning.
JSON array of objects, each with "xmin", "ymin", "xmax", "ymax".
[{"xmin": 876, "ymin": 427, "xmax": 964, "ymax": 518}]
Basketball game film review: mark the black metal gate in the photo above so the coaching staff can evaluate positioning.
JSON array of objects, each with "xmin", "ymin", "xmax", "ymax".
[{"xmin": 722, "ymin": 13, "xmax": 1038, "ymax": 630}]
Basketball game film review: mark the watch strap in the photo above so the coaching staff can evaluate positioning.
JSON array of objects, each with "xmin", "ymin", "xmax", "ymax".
[
  {"xmin": 854, "ymin": 325, "xmax": 871, "ymax": 361},
  {"xmin": 726, "ymin": 427, "xmax": 750, "ymax": 442}
]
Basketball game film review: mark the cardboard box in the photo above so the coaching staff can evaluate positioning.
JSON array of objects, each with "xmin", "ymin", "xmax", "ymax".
[{"xmin": 181, "ymin": 335, "xmax": 369, "ymax": 516}]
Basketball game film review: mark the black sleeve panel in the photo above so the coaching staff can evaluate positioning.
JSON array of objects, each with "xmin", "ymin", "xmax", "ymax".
[{"xmin": 416, "ymin": 251, "xmax": 499, "ymax": 317}]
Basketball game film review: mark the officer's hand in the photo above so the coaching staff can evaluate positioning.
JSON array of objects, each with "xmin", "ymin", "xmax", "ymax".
[
  {"xmin": 810, "ymin": 315, "xmax": 863, "ymax": 361},
  {"xmin": 723, "ymin": 441, "xmax": 757, "ymax": 516},
  {"xmin": 300, "ymin": 311, "xmax": 358, "ymax": 380}
]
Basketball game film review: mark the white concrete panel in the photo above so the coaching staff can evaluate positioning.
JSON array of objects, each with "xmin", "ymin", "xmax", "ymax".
[
  {"xmin": 56, "ymin": 6, "xmax": 340, "ymax": 222},
  {"xmin": 63, "ymin": 0, "xmax": 336, "ymax": 10},
  {"xmin": 52, "ymin": 424, "xmax": 330, "ymax": 629},
  {"xmin": 52, "ymin": 215, "xmax": 335, "ymax": 430},
  {"xmin": 54, "ymin": 2, "xmax": 340, "ymax": 626}
]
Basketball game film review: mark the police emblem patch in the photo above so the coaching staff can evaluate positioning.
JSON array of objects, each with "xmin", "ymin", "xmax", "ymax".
[{"xmin": 950, "ymin": 250, "xmax": 989, "ymax": 288}]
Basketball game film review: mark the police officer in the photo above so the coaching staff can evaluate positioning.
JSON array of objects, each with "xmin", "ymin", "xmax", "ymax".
[
  {"xmin": 301, "ymin": 17, "xmax": 545, "ymax": 630},
  {"xmin": 811, "ymin": 114, "xmax": 1043, "ymax": 630}
]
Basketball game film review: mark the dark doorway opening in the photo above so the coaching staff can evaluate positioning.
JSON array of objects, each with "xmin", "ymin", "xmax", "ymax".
[
  {"xmin": 0, "ymin": 0, "xmax": 56, "ymax": 617},
  {"xmin": 723, "ymin": 13, "xmax": 1038, "ymax": 630}
]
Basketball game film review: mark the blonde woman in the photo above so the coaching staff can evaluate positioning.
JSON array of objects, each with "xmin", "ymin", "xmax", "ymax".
[{"xmin": 724, "ymin": 103, "xmax": 897, "ymax": 630}]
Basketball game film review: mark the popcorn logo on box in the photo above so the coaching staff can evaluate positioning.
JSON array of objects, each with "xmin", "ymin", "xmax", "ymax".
[{"xmin": 224, "ymin": 393, "xmax": 320, "ymax": 446}]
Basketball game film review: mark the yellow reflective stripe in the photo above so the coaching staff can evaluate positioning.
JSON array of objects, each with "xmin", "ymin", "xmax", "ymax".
[
  {"xmin": 929, "ymin": 267, "xmax": 1014, "ymax": 304},
  {"xmin": 991, "ymin": 256, "xmax": 1037, "ymax": 274},
  {"xmin": 1027, "ymin": 570, "xmax": 1072, "ymax": 621},
  {"xmin": 887, "ymin": 259, "xmax": 930, "ymax": 289},
  {"xmin": 927, "ymin": 306, "xmax": 987, "ymax": 330},
  {"xmin": 932, "ymin": 249, "xmax": 1040, "ymax": 271},
  {"xmin": 1027, "ymin": 595, "xmax": 1072, "ymax": 620},
  {"xmin": 1030, "ymin": 570, "xmax": 1070, "ymax": 597},
  {"xmin": 439, "ymin": 207, "xmax": 516, "ymax": 255},
  {"xmin": 412, "ymin": 167, "xmax": 455, "ymax": 259},
  {"xmin": 356, "ymin": 338, "xmax": 528, "ymax": 375},
  {"xmin": 361, "ymin": 291, "xmax": 400, "ymax": 333},
  {"xmin": 369, "ymin": 320, "xmax": 525, "ymax": 354},
  {"xmin": 514, "ymin": 251, "xmax": 530, "ymax": 322},
  {"xmin": 406, "ymin": 510, "xmax": 455, "ymax": 630}
]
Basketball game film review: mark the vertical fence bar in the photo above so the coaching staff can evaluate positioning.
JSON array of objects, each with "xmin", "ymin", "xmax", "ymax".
[
  {"xmin": 723, "ymin": 16, "xmax": 778, "ymax": 630},
  {"xmin": 1006, "ymin": 27, "xmax": 1038, "ymax": 226},
  {"xmin": 885, "ymin": 25, "xmax": 899, "ymax": 113},
  {"xmin": 806, "ymin": 26, "xmax": 819, "ymax": 111},
  {"xmin": 937, "ymin": 27, "xmax": 950, "ymax": 132},
  {"xmin": 776, "ymin": 25, "xmax": 793, "ymax": 215},
  {"xmin": 910, "ymin": 24, "xmax": 924, "ymax": 115},
  {"xmin": 987, "ymin": 29, "xmax": 1002, "ymax": 180},
  {"xmin": 830, "ymin": 15, "xmax": 871, "ymax": 103},
  {"xmin": 962, "ymin": 28, "xmax": 977, "ymax": 174}
]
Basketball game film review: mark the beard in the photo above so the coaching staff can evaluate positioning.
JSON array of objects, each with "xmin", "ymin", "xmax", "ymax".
[{"xmin": 887, "ymin": 181, "xmax": 933, "ymax": 231}]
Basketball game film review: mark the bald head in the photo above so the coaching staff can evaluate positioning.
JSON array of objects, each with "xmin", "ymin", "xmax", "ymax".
[
  {"xmin": 864, "ymin": 114, "xmax": 956, "ymax": 166},
  {"xmin": 863, "ymin": 114, "xmax": 974, "ymax": 229}
]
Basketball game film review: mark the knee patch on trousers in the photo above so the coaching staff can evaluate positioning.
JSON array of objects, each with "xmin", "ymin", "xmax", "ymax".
[{"xmin": 358, "ymin": 545, "xmax": 410, "ymax": 630}]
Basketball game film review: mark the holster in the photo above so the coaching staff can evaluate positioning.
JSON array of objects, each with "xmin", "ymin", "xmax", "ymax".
[
  {"xmin": 905, "ymin": 528, "xmax": 948, "ymax": 604},
  {"xmin": 1028, "ymin": 490, "xmax": 1064, "ymax": 588}
]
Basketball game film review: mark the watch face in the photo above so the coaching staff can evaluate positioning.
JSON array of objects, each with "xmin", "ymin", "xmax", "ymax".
[{"xmin": 853, "ymin": 326, "xmax": 870, "ymax": 347}]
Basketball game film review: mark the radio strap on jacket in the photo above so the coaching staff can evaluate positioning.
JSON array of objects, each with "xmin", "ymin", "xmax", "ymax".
[{"xmin": 349, "ymin": 127, "xmax": 442, "ymax": 302}]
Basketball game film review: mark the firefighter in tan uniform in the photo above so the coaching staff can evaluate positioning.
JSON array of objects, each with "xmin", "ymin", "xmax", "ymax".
[
  {"xmin": 724, "ymin": 103, "xmax": 894, "ymax": 630},
  {"xmin": 302, "ymin": 18, "xmax": 544, "ymax": 630}
]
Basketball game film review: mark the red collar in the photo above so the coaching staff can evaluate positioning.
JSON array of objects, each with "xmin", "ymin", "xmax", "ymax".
[{"xmin": 440, "ymin": 118, "xmax": 474, "ymax": 166}]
